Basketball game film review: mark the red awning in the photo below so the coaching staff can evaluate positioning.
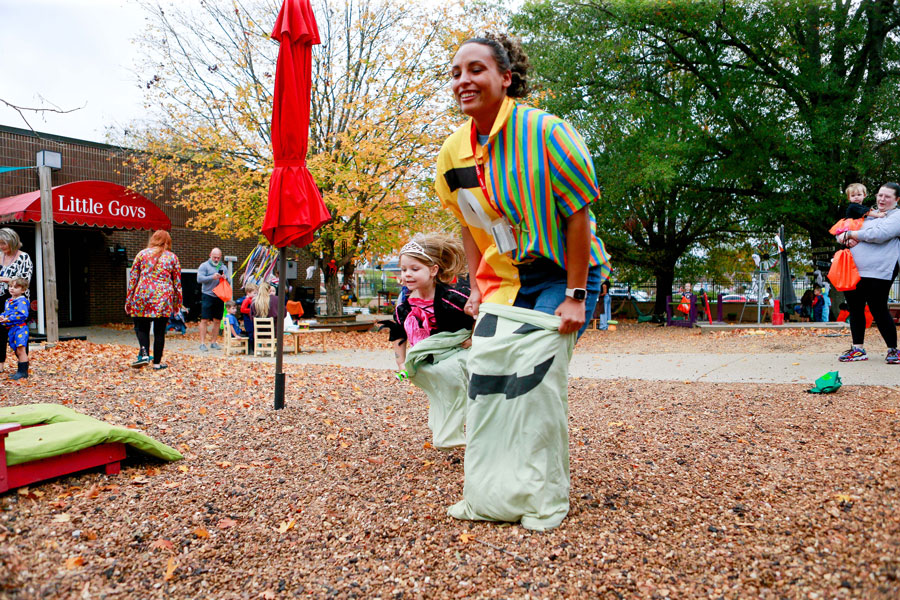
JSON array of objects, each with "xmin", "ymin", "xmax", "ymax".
[{"xmin": 0, "ymin": 180, "xmax": 171, "ymax": 231}]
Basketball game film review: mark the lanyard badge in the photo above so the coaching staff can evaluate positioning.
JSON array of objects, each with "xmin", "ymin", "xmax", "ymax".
[{"xmin": 470, "ymin": 125, "xmax": 518, "ymax": 255}]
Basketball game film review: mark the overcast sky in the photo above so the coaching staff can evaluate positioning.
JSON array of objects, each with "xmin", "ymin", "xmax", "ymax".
[
  {"xmin": 0, "ymin": 0, "xmax": 512, "ymax": 148},
  {"xmin": 0, "ymin": 0, "xmax": 149, "ymax": 144}
]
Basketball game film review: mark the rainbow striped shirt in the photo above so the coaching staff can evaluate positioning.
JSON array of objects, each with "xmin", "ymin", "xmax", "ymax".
[{"xmin": 436, "ymin": 97, "xmax": 611, "ymax": 306}]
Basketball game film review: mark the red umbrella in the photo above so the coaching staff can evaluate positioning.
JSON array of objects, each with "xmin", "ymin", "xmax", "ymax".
[
  {"xmin": 264, "ymin": 0, "xmax": 330, "ymax": 410},
  {"xmin": 263, "ymin": 0, "xmax": 330, "ymax": 248}
]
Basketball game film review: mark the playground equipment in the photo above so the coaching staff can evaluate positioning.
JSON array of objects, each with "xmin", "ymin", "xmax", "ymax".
[
  {"xmin": 667, "ymin": 292, "xmax": 726, "ymax": 327},
  {"xmin": 666, "ymin": 293, "xmax": 698, "ymax": 327}
]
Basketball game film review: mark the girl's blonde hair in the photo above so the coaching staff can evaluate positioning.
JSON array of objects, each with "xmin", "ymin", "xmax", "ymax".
[
  {"xmin": 253, "ymin": 282, "xmax": 272, "ymax": 317},
  {"xmin": 399, "ymin": 233, "xmax": 466, "ymax": 284},
  {"xmin": 845, "ymin": 183, "xmax": 867, "ymax": 197}
]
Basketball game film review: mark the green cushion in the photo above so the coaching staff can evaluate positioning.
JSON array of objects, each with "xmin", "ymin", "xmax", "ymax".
[
  {"xmin": 0, "ymin": 403, "xmax": 99, "ymax": 426},
  {"xmin": 1, "ymin": 404, "xmax": 182, "ymax": 466}
]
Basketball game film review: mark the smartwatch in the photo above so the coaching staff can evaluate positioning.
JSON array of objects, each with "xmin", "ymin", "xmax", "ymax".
[{"xmin": 565, "ymin": 287, "xmax": 587, "ymax": 301}]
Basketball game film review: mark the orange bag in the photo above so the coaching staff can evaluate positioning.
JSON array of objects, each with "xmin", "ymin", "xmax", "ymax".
[
  {"xmin": 676, "ymin": 295, "xmax": 690, "ymax": 315},
  {"xmin": 213, "ymin": 278, "xmax": 232, "ymax": 301},
  {"xmin": 827, "ymin": 249, "xmax": 860, "ymax": 291}
]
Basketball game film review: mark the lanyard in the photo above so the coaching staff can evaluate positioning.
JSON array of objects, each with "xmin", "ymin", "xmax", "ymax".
[{"xmin": 469, "ymin": 124, "xmax": 502, "ymax": 215}]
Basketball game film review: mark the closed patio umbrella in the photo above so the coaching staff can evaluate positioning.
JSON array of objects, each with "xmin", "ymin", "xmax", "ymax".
[
  {"xmin": 264, "ymin": 0, "xmax": 330, "ymax": 409},
  {"xmin": 777, "ymin": 226, "xmax": 798, "ymax": 314}
]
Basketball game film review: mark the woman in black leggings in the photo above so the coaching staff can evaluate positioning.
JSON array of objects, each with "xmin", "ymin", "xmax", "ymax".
[
  {"xmin": 124, "ymin": 230, "xmax": 183, "ymax": 370},
  {"xmin": 836, "ymin": 183, "xmax": 900, "ymax": 363}
]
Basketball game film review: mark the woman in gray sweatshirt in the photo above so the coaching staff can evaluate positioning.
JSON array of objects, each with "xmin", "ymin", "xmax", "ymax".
[{"xmin": 836, "ymin": 182, "xmax": 900, "ymax": 364}]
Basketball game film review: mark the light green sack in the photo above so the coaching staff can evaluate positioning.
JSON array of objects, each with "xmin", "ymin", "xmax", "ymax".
[
  {"xmin": 405, "ymin": 329, "xmax": 471, "ymax": 450},
  {"xmin": 448, "ymin": 303, "xmax": 575, "ymax": 531}
]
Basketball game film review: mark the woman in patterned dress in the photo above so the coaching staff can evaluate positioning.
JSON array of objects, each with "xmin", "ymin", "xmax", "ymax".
[
  {"xmin": 125, "ymin": 230, "xmax": 183, "ymax": 370},
  {"xmin": 0, "ymin": 228, "xmax": 33, "ymax": 371}
]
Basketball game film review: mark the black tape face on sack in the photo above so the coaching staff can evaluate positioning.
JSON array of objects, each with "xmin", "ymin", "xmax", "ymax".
[
  {"xmin": 512, "ymin": 322, "xmax": 543, "ymax": 335},
  {"xmin": 473, "ymin": 313, "xmax": 498, "ymax": 337},
  {"xmin": 468, "ymin": 356, "xmax": 554, "ymax": 400}
]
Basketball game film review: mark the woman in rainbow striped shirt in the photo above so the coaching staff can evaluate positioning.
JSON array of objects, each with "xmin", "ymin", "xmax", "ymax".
[
  {"xmin": 435, "ymin": 33, "xmax": 611, "ymax": 530},
  {"xmin": 437, "ymin": 32, "xmax": 610, "ymax": 334}
]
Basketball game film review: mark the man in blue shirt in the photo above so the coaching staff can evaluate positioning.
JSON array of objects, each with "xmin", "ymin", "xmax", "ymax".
[{"xmin": 197, "ymin": 248, "xmax": 230, "ymax": 351}]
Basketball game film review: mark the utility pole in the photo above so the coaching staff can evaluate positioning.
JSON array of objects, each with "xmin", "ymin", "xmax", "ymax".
[{"xmin": 37, "ymin": 151, "xmax": 61, "ymax": 346}]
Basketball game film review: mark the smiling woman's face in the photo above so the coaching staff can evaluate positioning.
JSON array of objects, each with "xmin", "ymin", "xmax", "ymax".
[
  {"xmin": 450, "ymin": 42, "xmax": 511, "ymax": 130},
  {"xmin": 876, "ymin": 186, "xmax": 899, "ymax": 212}
]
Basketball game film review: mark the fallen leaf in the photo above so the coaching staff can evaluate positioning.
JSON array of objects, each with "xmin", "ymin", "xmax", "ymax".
[
  {"xmin": 277, "ymin": 519, "xmax": 295, "ymax": 533},
  {"xmin": 459, "ymin": 533, "xmax": 474, "ymax": 544},
  {"xmin": 193, "ymin": 527, "xmax": 210, "ymax": 538},
  {"xmin": 217, "ymin": 518, "xmax": 237, "ymax": 529},
  {"xmin": 825, "ymin": 505, "xmax": 842, "ymax": 518},
  {"xmin": 65, "ymin": 556, "xmax": 85, "ymax": 569},
  {"xmin": 163, "ymin": 557, "xmax": 176, "ymax": 581},
  {"xmin": 366, "ymin": 456, "xmax": 384, "ymax": 465},
  {"xmin": 178, "ymin": 465, "xmax": 189, "ymax": 473},
  {"xmin": 216, "ymin": 461, "xmax": 232, "ymax": 468},
  {"xmin": 259, "ymin": 591, "xmax": 277, "ymax": 600},
  {"xmin": 150, "ymin": 539, "xmax": 175, "ymax": 551},
  {"xmin": 53, "ymin": 513, "xmax": 71, "ymax": 523}
]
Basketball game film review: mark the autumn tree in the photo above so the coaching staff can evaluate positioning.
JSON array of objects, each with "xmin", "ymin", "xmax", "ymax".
[
  {"xmin": 514, "ymin": 0, "xmax": 900, "ymax": 310},
  {"xmin": 121, "ymin": 0, "xmax": 487, "ymax": 314}
]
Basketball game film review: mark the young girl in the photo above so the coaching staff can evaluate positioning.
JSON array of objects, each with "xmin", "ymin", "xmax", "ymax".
[
  {"xmin": 250, "ymin": 282, "xmax": 279, "ymax": 320},
  {"xmin": 387, "ymin": 233, "xmax": 473, "ymax": 369},
  {"xmin": 385, "ymin": 233, "xmax": 474, "ymax": 450}
]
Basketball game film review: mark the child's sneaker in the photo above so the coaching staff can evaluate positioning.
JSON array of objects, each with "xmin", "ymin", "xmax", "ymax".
[
  {"xmin": 131, "ymin": 353, "xmax": 150, "ymax": 368},
  {"xmin": 886, "ymin": 348, "xmax": 900, "ymax": 365},
  {"xmin": 838, "ymin": 347, "xmax": 867, "ymax": 362}
]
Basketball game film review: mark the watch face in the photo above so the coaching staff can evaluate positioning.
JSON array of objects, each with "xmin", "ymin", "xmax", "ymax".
[{"xmin": 573, "ymin": 288, "xmax": 586, "ymax": 301}]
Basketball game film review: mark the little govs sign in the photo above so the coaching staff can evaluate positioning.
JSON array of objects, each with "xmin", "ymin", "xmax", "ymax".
[
  {"xmin": 12, "ymin": 181, "xmax": 171, "ymax": 231},
  {"xmin": 57, "ymin": 193, "xmax": 148, "ymax": 220}
]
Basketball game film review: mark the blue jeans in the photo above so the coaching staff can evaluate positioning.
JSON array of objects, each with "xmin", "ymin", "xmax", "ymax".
[
  {"xmin": 597, "ymin": 293, "xmax": 611, "ymax": 330},
  {"xmin": 513, "ymin": 258, "xmax": 602, "ymax": 339}
]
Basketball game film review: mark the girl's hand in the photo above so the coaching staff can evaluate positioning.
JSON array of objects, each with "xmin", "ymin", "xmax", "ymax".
[
  {"xmin": 461, "ymin": 337, "xmax": 472, "ymax": 349},
  {"xmin": 465, "ymin": 288, "xmax": 482, "ymax": 317},
  {"xmin": 555, "ymin": 298, "xmax": 586, "ymax": 335}
]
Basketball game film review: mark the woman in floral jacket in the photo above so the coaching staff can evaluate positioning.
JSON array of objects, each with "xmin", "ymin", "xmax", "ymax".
[{"xmin": 125, "ymin": 230, "xmax": 183, "ymax": 370}]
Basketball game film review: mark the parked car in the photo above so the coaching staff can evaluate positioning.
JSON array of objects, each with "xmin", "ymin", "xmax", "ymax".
[
  {"xmin": 721, "ymin": 294, "xmax": 758, "ymax": 303},
  {"xmin": 610, "ymin": 288, "xmax": 650, "ymax": 301}
]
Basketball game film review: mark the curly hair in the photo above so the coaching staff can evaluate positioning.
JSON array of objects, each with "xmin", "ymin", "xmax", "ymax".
[
  {"xmin": 400, "ymin": 233, "xmax": 467, "ymax": 284},
  {"xmin": 461, "ymin": 33, "xmax": 531, "ymax": 98}
]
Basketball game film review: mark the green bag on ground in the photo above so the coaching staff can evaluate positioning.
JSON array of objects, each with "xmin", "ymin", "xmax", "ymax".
[
  {"xmin": 448, "ymin": 303, "xmax": 575, "ymax": 531},
  {"xmin": 405, "ymin": 329, "xmax": 471, "ymax": 450},
  {"xmin": 807, "ymin": 371, "xmax": 842, "ymax": 394}
]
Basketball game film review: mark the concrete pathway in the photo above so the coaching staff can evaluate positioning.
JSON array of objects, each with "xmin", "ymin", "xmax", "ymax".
[{"xmin": 50, "ymin": 326, "xmax": 900, "ymax": 388}]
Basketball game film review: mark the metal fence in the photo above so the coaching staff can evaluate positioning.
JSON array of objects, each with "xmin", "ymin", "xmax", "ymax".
[{"xmin": 621, "ymin": 271, "xmax": 900, "ymax": 304}]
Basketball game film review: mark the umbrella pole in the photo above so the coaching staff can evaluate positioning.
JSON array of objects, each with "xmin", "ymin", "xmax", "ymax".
[{"xmin": 274, "ymin": 247, "xmax": 287, "ymax": 410}]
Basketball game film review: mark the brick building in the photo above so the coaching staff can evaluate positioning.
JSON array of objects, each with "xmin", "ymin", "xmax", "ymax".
[{"xmin": 0, "ymin": 125, "xmax": 317, "ymax": 329}]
